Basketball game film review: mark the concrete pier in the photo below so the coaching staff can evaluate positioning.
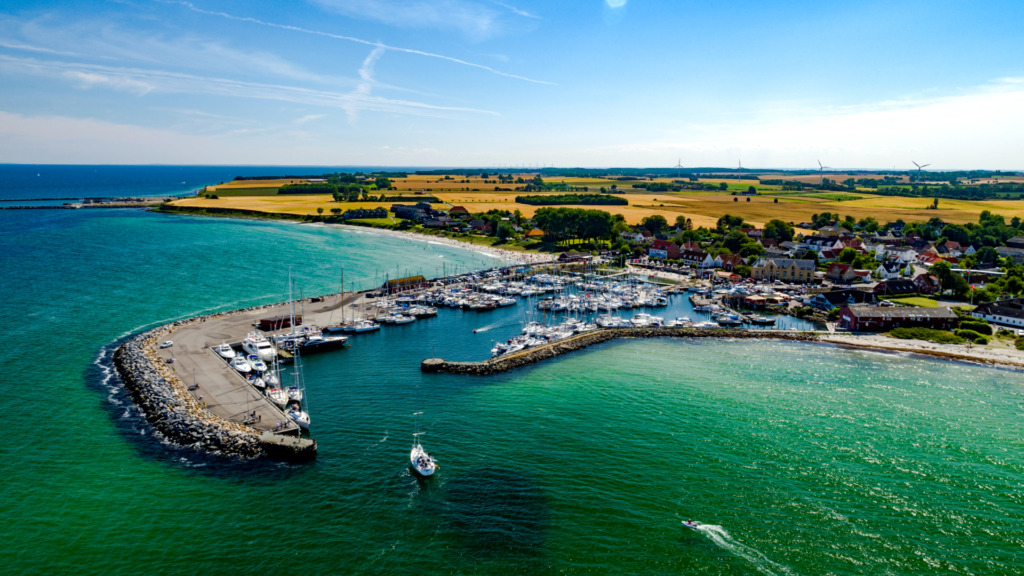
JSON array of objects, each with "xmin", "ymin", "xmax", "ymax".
[{"xmin": 422, "ymin": 327, "xmax": 823, "ymax": 375}]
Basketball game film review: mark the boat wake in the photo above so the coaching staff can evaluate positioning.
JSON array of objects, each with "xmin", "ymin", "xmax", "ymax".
[{"xmin": 695, "ymin": 524, "xmax": 796, "ymax": 576}]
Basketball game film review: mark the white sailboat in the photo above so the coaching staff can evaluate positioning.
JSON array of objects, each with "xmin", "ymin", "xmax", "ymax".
[
  {"xmin": 410, "ymin": 411, "xmax": 437, "ymax": 477},
  {"xmin": 285, "ymin": 347, "xmax": 310, "ymax": 430}
]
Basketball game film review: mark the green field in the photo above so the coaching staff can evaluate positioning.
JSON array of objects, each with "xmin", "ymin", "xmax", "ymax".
[
  {"xmin": 207, "ymin": 187, "xmax": 281, "ymax": 197},
  {"xmin": 883, "ymin": 297, "xmax": 938, "ymax": 307}
]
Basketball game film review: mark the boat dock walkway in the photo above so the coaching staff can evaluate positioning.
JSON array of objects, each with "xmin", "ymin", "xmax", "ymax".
[{"xmin": 150, "ymin": 289, "xmax": 373, "ymax": 436}]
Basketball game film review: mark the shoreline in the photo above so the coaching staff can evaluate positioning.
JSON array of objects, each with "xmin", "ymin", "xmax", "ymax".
[
  {"xmin": 154, "ymin": 206, "xmax": 1024, "ymax": 373},
  {"xmin": 155, "ymin": 204, "xmax": 558, "ymax": 266}
]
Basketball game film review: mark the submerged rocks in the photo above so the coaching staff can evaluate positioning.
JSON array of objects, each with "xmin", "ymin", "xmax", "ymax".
[
  {"xmin": 113, "ymin": 327, "xmax": 263, "ymax": 460},
  {"xmin": 425, "ymin": 328, "xmax": 821, "ymax": 375}
]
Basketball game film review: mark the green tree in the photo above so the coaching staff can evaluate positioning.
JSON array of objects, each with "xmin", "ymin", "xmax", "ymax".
[
  {"xmin": 316, "ymin": 207, "xmax": 324, "ymax": 215},
  {"xmin": 716, "ymin": 214, "xmax": 745, "ymax": 232},
  {"xmin": 642, "ymin": 214, "xmax": 668, "ymax": 235},
  {"xmin": 719, "ymin": 182, "xmax": 728, "ymax": 191},
  {"xmin": 763, "ymin": 219, "xmax": 795, "ymax": 243},
  {"xmin": 838, "ymin": 247, "xmax": 858, "ymax": 264},
  {"xmin": 674, "ymin": 215, "xmax": 693, "ymax": 230}
]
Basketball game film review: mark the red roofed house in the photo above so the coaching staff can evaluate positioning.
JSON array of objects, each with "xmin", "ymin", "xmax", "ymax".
[
  {"xmin": 914, "ymin": 273, "xmax": 940, "ymax": 294},
  {"xmin": 826, "ymin": 262, "xmax": 856, "ymax": 283},
  {"xmin": 648, "ymin": 239, "xmax": 681, "ymax": 260}
]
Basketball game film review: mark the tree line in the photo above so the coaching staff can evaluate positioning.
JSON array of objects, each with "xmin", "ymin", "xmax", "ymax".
[{"xmin": 515, "ymin": 193, "xmax": 627, "ymax": 206}]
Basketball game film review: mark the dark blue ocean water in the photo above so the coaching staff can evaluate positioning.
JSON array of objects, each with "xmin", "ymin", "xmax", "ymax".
[{"xmin": 0, "ymin": 164, "xmax": 422, "ymax": 203}]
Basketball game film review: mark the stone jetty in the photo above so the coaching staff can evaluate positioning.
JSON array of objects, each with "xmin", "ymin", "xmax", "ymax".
[
  {"xmin": 422, "ymin": 327, "xmax": 822, "ymax": 375},
  {"xmin": 113, "ymin": 317, "xmax": 317, "ymax": 462}
]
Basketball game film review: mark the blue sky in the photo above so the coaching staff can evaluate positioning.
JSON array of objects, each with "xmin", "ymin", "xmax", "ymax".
[{"xmin": 1, "ymin": 0, "xmax": 1022, "ymax": 169}]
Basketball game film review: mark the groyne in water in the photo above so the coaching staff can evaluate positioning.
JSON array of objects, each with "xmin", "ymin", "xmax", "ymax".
[{"xmin": 422, "ymin": 328, "xmax": 823, "ymax": 375}]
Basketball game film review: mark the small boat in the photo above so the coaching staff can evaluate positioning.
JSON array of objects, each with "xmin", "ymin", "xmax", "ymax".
[
  {"xmin": 286, "ymin": 406, "xmax": 310, "ymax": 430},
  {"xmin": 682, "ymin": 520, "xmax": 700, "ymax": 530},
  {"xmin": 230, "ymin": 355, "xmax": 252, "ymax": 373},
  {"xmin": 350, "ymin": 319, "xmax": 380, "ymax": 333},
  {"xmin": 248, "ymin": 375, "xmax": 266, "ymax": 390},
  {"xmin": 286, "ymin": 385, "xmax": 303, "ymax": 403},
  {"xmin": 266, "ymin": 387, "xmax": 289, "ymax": 408},
  {"xmin": 159, "ymin": 340, "xmax": 174, "ymax": 349},
  {"xmin": 748, "ymin": 315, "xmax": 776, "ymax": 325},
  {"xmin": 410, "ymin": 409, "xmax": 437, "ymax": 476},
  {"xmin": 214, "ymin": 342, "xmax": 236, "ymax": 359},
  {"xmin": 248, "ymin": 354, "xmax": 267, "ymax": 372}
]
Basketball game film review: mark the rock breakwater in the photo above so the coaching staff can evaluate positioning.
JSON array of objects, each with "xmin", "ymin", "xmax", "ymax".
[
  {"xmin": 114, "ymin": 327, "xmax": 263, "ymax": 459},
  {"xmin": 423, "ymin": 328, "xmax": 822, "ymax": 375}
]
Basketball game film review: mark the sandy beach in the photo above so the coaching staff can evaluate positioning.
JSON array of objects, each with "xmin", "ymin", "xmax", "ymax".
[
  {"xmin": 321, "ymin": 222, "xmax": 559, "ymax": 265},
  {"xmin": 819, "ymin": 333, "xmax": 1024, "ymax": 370}
]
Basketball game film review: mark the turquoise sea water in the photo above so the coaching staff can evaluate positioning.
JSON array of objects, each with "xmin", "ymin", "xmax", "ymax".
[{"xmin": 1, "ymin": 170, "xmax": 1023, "ymax": 575}]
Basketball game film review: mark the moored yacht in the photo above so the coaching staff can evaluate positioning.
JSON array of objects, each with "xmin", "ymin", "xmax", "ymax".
[
  {"xmin": 214, "ymin": 342, "xmax": 236, "ymax": 360},
  {"xmin": 242, "ymin": 332, "xmax": 277, "ymax": 362}
]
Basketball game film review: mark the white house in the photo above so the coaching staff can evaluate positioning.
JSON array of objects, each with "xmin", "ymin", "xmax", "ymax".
[{"xmin": 876, "ymin": 261, "xmax": 902, "ymax": 280}]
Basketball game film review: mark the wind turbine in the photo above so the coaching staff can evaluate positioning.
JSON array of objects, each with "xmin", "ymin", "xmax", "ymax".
[
  {"xmin": 912, "ymin": 161, "xmax": 930, "ymax": 183},
  {"xmin": 817, "ymin": 160, "xmax": 831, "ymax": 186}
]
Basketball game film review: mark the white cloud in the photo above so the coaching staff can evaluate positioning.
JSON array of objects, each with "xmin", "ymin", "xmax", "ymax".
[
  {"xmin": 169, "ymin": 1, "xmax": 553, "ymax": 84},
  {"xmin": 579, "ymin": 82, "xmax": 1024, "ymax": 169},
  {"xmin": 0, "ymin": 55, "xmax": 499, "ymax": 119},
  {"xmin": 311, "ymin": 0, "xmax": 501, "ymax": 40},
  {"xmin": 64, "ymin": 70, "xmax": 155, "ymax": 95},
  {"xmin": 294, "ymin": 114, "xmax": 326, "ymax": 124}
]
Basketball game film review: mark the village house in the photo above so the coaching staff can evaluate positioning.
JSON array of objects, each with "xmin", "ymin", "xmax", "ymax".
[
  {"xmin": 838, "ymin": 306, "xmax": 958, "ymax": 332},
  {"xmin": 806, "ymin": 288, "xmax": 876, "ymax": 311},
  {"xmin": 995, "ymin": 246, "xmax": 1024, "ymax": 264},
  {"xmin": 971, "ymin": 298, "xmax": 1024, "ymax": 328},
  {"xmin": 826, "ymin": 262, "xmax": 856, "ymax": 283},
  {"xmin": 648, "ymin": 239, "xmax": 681, "ymax": 260},
  {"xmin": 876, "ymin": 261, "xmax": 904, "ymax": 280},
  {"xmin": 680, "ymin": 249, "xmax": 708, "ymax": 266},
  {"xmin": 448, "ymin": 205, "xmax": 470, "ymax": 219},
  {"xmin": 873, "ymin": 278, "xmax": 917, "ymax": 296},
  {"xmin": 718, "ymin": 254, "xmax": 746, "ymax": 271},
  {"xmin": 914, "ymin": 273, "xmax": 940, "ymax": 294},
  {"xmin": 817, "ymin": 225, "xmax": 846, "ymax": 237},
  {"xmin": 620, "ymin": 231, "xmax": 646, "ymax": 243},
  {"xmin": 751, "ymin": 258, "xmax": 816, "ymax": 283}
]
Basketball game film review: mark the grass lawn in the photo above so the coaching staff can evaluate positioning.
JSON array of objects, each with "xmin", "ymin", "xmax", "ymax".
[{"xmin": 884, "ymin": 297, "xmax": 938, "ymax": 307}]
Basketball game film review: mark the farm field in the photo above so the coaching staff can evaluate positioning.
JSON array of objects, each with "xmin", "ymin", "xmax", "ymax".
[{"xmin": 177, "ymin": 171, "xmax": 1024, "ymax": 228}]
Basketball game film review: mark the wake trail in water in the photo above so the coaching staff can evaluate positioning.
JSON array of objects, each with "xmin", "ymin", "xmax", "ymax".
[{"xmin": 696, "ymin": 524, "xmax": 798, "ymax": 576}]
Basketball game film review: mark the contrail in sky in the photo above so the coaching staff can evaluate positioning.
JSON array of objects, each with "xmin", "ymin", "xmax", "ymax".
[{"xmin": 168, "ymin": 1, "xmax": 555, "ymax": 85}]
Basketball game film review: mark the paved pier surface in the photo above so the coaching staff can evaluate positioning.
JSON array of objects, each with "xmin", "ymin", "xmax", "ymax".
[{"xmin": 151, "ymin": 290, "xmax": 367, "ymax": 435}]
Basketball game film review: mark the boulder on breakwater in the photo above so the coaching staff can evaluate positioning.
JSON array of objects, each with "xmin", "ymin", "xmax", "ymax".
[
  {"xmin": 422, "ymin": 327, "xmax": 821, "ymax": 375},
  {"xmin": 114, "ymin": 328, "xmax": 264, "ymax": 459}
]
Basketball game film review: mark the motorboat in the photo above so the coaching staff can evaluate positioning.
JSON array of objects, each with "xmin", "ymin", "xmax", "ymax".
[
  {"xmin": 241, "ymin": 332, "xmax": 277, "ymax": 362},
  {"xmin": 682, "ymin": 520, "xmax": 700, "ymax": 530},
  {"xmin": 214, "ymin": 342, "xmax": 236, "ymax": 359},
  {"xmin": 248, "ymin": 354, "xmax": 267, "ymax": 372},
  {"xmin": 266, "ymin": 387, "xmax": 289, "ymax": 408},
  {"xmin": 286, "ymin": 406, "xmax": 310, "ymax": 430},
  {"xmin": 248, "ymin": 375, "xmax": 266, "ymax": 390},
  {"xmin": 748, "ymin": 314, "xmax": 776, "ymax": 325},
  {"xmin": 229, "ymin": 355, "xmax": 252, "ymax": 373},
  {"xmin": 713, "ymin": 314, "xmax": 743, "ymax": 326}
]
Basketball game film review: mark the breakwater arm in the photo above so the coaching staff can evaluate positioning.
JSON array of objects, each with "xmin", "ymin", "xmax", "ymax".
[{"xmin": 422, "ymin": 328, "xmax": 822, "ymax": 375}]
